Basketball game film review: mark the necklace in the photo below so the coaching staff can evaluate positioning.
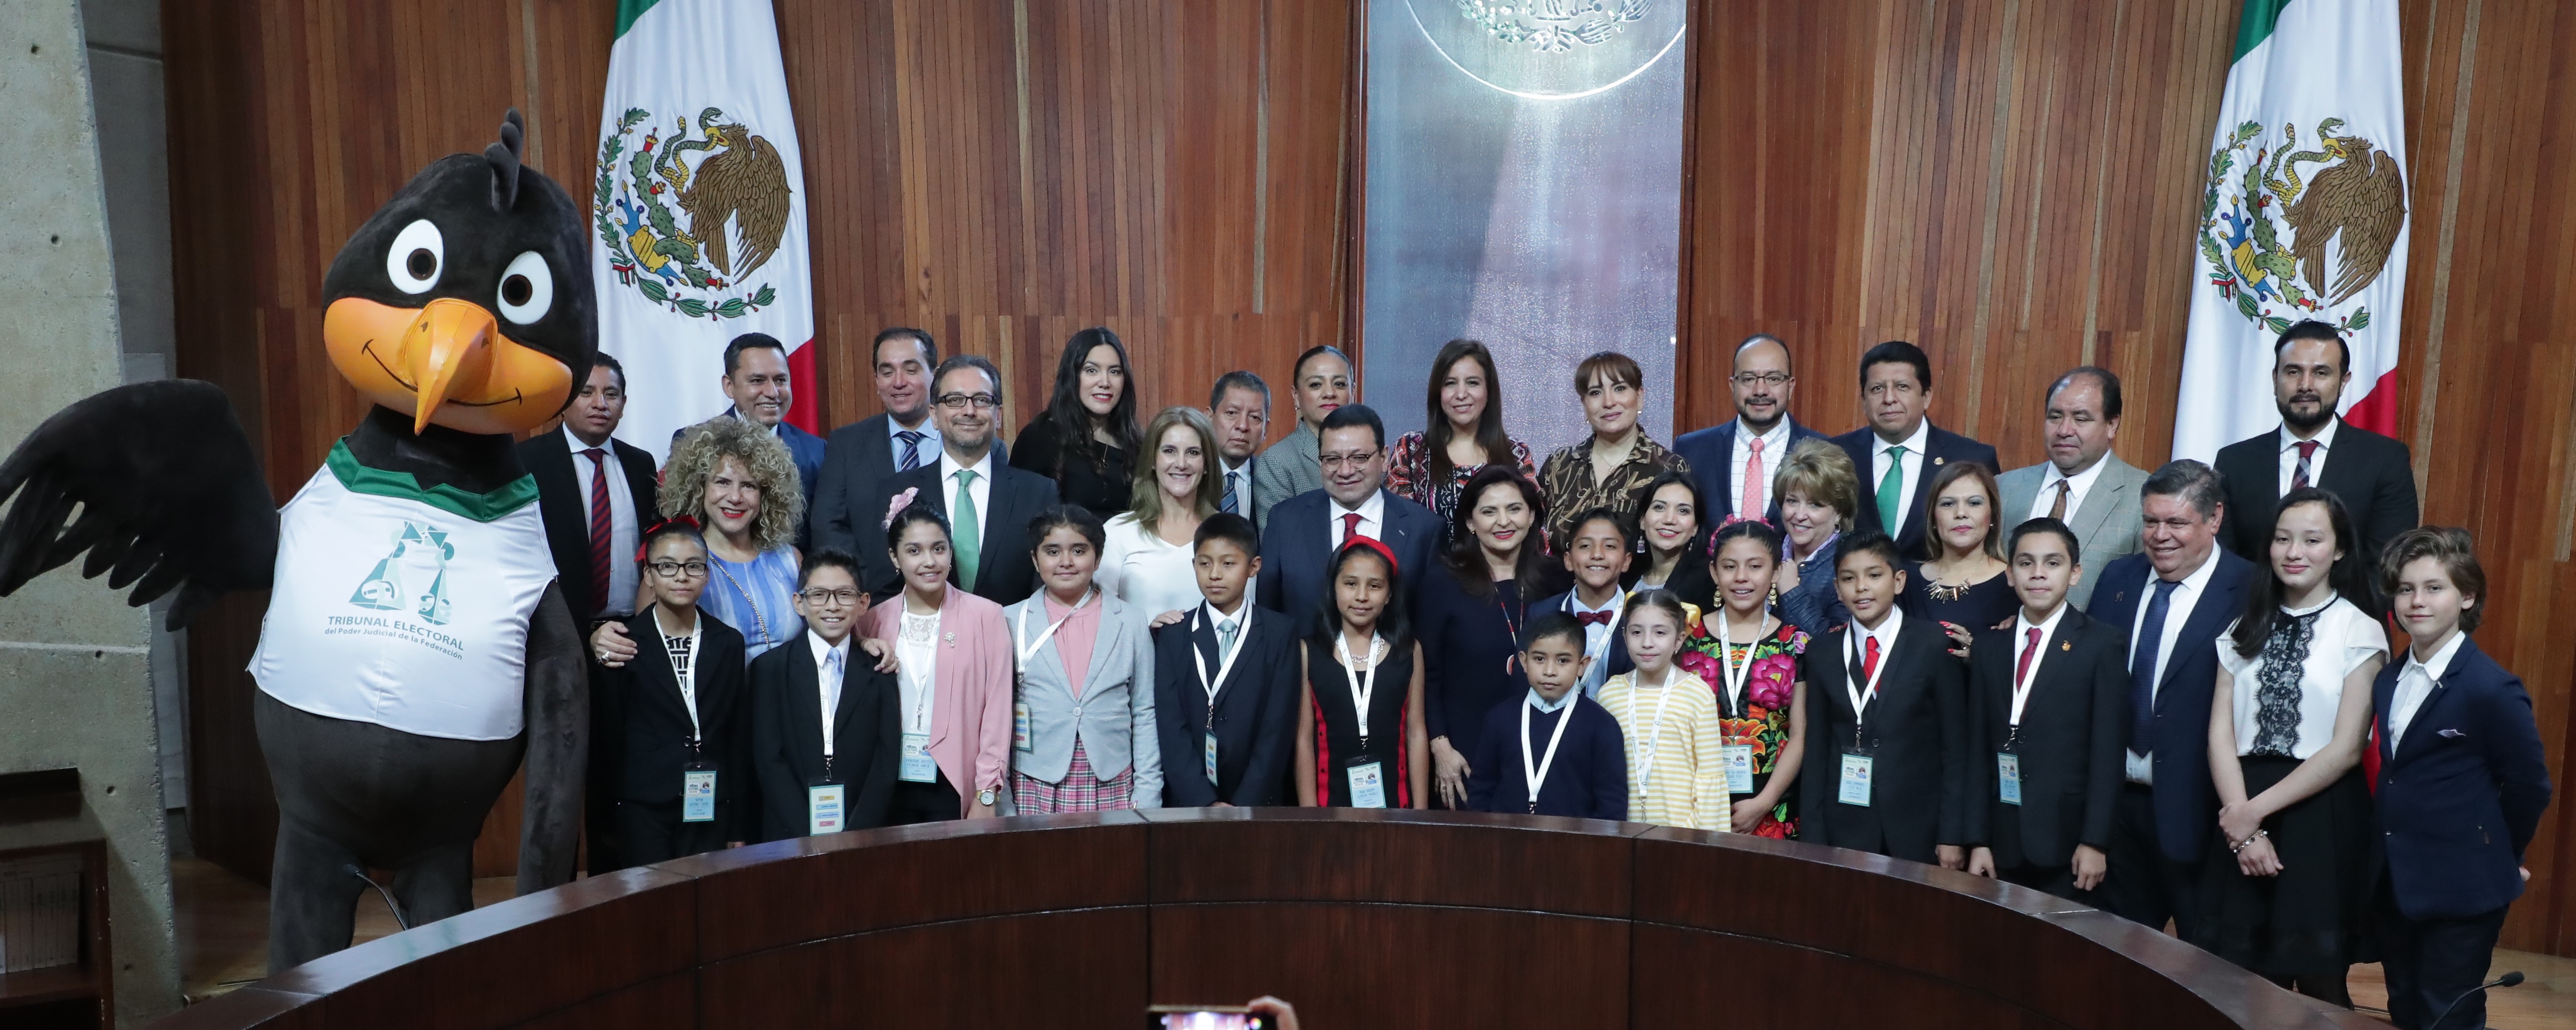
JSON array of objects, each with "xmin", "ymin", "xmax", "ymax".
[{"xmin": 710, "ymin": 559, "xmax": 771, "ymax": 645}]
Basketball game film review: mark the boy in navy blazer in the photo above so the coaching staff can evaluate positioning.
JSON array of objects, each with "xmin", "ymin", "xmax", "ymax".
[
  {"xmin": 1530, "ymin": 507, "xmax": 1638, "ymax": 698},
  {"xmin": 2371, "ymin": 528, "xmax": 2551, "ymax": 1030},
  {"xmin": 1156, "ymin": 514, "xmax": 1301, "ymax": 807},
  {"xmin": 1465, "ymin": 612, "xmax": 1627, "ymax": 819}
]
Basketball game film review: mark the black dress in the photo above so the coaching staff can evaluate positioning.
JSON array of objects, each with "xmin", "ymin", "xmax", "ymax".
[
  {"xmin": 1010, "ymin": 416, "xmax": 1133, "ymax": 520},
  {"xmin": 1899, "ymin": 562, "xmax": 2018, "ymax": 639},
  {"xmin": 1306, "ymin": 637, "xmax": 1415, "ymax": 808}
]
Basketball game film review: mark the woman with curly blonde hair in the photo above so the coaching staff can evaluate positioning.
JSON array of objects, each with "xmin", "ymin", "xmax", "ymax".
[{"xmin": 593, "ymin": 417, "xmax": 809, "ymax": 665}]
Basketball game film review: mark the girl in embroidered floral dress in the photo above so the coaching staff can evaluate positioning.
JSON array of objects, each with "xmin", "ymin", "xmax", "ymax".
[{"xmin": 1679, "ymin": 520, "xmax": 1811, "ymax": 837}]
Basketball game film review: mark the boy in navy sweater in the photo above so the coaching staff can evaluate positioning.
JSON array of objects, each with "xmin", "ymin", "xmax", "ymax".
[{"xmin": 1466, "ymin": 612, "xmax": 1628, "ymax": 819}]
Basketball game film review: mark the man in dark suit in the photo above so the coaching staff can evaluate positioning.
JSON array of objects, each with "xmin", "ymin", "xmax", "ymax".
[
  {"xmin": 1156, "ymin": 514, "xmax": 1300, "ymax": 807},
  {"xmin": 1255, "ymin": 404, "xmax": 1441, "ymax": 633},
  {"xmin": 1207, "ymin": 371, "xmax": 1271, "ymax": 532},
  {"xmin": 1673, "ymin": 334, "xmax": 1829, "ymax": 525},
  {"xmin": 1964, "ymin": 518, "xmax": 2127, "ymax": 902},
  {"xmin": 674, "ymin": 333, "xmax": 827, "ymax": 523},
  {"xmin": 1832, "ymin": 340, "xmax": 2001, "ymax": 560},
  {"xmin": 2370, "ymin": 527, "xmax": 2552, "ymax": 1030},
  {"xmin": 812, "ymin": 328, "xmax": 948, "ymax": 556},
  {"xmin": 746, "ymin": 553, "xmax": 900, "ymax": 842},
  {"xmin": 856, "ymin": 356, "xmax": 1055, "ymax": 604},
  {"xmin": 1799, "ymin": 531, "xmax": 1972, "ymax": 866},
  {"xmin": 2085, "ymin": 459, "xmax": 2256, "ymax": 938},
  {"xmin": 2212, "ymin": 320, "xmax": 2418, "ymax": 571},
  {"xmin": 520, "ymin": 354, "xmax": 658, "ymax": 627}
]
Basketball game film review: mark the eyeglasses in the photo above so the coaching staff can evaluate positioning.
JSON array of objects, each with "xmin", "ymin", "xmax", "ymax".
[
  {"xmin": 797, "ymin": 588, "xmax": 863, "ymax": 607},
  {"xmin": 1731, "ymin": 373, "xmax": 1791, "ymax": 388},
  {"xmin": 936, "ymin": 393, "xmax": 1000, "ymax": 411},
  {"xmin": 648, "ymin": 560, "xmax": 710, "ymax": 579},
  {"xmin": 1319, "ymin": 450, "xmax": 1380, "ymax": 470}
]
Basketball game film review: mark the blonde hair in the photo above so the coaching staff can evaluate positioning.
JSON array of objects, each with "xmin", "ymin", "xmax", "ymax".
[
  {"xmin": 662, "ymin": 417, "xmax": 805, "ymax": 553},
  {"xmin": 1129, "ymin": 406, "xmax": 1225, "ymax": 525},
  {"xmin": 1775, "ymin": 438, "xmax": 1861, "ymax": 532}
]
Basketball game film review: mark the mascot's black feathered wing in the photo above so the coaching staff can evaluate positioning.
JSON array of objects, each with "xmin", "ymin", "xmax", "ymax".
[{"xmin": 0, "ymin": 111, "xmax": 589, "ymax": 970}]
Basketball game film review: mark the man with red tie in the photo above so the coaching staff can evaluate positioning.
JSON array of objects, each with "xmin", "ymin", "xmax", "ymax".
[
  {"xmin": 521, "ymin": 354, "xmax": 659, "ymax": 629},
  {"xmin": 2212, "ymin": 321, "xmax": 2418, "ymax": 580},
  {"xmin": 1799, "ymin": 530, "xmax": 1972, "ymax": 867}
]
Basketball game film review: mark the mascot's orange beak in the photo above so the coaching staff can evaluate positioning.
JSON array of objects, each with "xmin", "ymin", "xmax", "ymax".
[{"xmin": 323, "ymin": 297, "xmax": 573, "ymax": 435}]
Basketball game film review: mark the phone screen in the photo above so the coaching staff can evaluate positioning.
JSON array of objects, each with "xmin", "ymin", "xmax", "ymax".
[{"xmin": 1146, "ymin": 1010, "xmax": 1269, "ymax": 1029}]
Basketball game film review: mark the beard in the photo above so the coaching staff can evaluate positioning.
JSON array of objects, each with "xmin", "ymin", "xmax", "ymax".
[{"xmin": 2279, "ymin": 394, "xmax": 2334, "ymax": 433}]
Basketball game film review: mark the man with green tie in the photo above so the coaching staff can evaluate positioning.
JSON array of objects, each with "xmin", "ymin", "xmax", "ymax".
[
  {"xmin": 1831, "ymin": 340, "xmax": 2001, "ymax": 562},
  {"xmin": 857, "ymin": 355, "xmax": 1055, "ymax": 603}
]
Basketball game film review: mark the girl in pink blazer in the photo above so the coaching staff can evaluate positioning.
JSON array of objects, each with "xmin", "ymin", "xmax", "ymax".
[{"xmin": 870, "ymin": 501, "xmax": 1016, "ymax": 822}]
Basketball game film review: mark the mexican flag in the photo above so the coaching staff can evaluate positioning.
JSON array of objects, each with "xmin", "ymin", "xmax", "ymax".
[
  {"xmin": 2173, "ymin": 0, "xmax": 2409, "ymax": 462},
  {"xmin": 591, "ymin": 0, "xmax": 815, "ymax": 462}
]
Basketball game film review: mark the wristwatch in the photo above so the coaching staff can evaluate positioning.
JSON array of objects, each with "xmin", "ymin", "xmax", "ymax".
[{"xmin": 976, "ymin": 788, "xmax": 997, "ymax": 807}]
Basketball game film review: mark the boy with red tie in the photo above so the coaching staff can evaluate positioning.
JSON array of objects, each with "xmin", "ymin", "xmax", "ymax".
[{"xmin": 1798, "ymin": 530, "xmax": 1970, "ymax": 866}]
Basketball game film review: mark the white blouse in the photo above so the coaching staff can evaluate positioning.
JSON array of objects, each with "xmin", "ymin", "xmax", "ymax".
[
  {"xmin": 2217, "ymin": 596, "xmax": 2386, "ymax": 760},
  {"xmin": 897, "ymin": 609, "xmax": 942, "ymax": 734},
  {"xmin": 1097, "ymin": 513, "xmax": 1204, "ymax": 619}
]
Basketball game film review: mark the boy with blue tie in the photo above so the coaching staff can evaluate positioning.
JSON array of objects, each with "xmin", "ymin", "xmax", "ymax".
[
  {"xmin": 2371, "ymin": 528, "xmax": 2552, "ymax": 1030},
  {"xmin": 1155, "ymin": 514, "xmax": 1301, "ymax": 807}
]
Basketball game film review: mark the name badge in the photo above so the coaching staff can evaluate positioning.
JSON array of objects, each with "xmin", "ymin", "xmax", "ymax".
[
  {"xmin": 900, "ymin": 732, "xmax": 938, "ymax": 783},
  {"xmin": 1203, "ymin": 731, "xmax": 1221, "ymax": 786},
  {"xmin": 1721, "ymin": 743, "xmax": 1755, "ymax": 795},
  {"xmin": 1346, "ymin": 757, "xmax": 1388, "ymax": 810},
  {"xmin": 681, "ymin": 764, "xmax": 717, "ymax": 823},
  {"xmin": 1838, "ymin": 750, "xmax": 1874, "ymax": 807},
  {"xmin": 1013, "ymin": 700, "xmax": 1033, "ymax": 752},
  {"xmin": 806, "ymin": 782, "xmax": 846, "ymax": 836},
  {"xmin": 1997, "ymin": 752, "xmax": 2023, "ymax": 806}
]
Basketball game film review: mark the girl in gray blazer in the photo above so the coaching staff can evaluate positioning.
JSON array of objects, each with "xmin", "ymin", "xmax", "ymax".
[{"xmin": 1003, "ymin": 505, "xmax": 1165, "ymax": 812}]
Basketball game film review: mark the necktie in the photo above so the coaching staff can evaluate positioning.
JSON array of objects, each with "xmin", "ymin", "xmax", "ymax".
[
  {"xmin": 822, "ymin": 648, "xmax": 844, "ymax": 722},
  {"xmin": 1341, "ymin": 511, "xmax": 1363, "ymax": 546},
  {"xmin": 1741, "ymin": 436, "xmax": 1767, "ymax": 517},
  {"xmin": 1862, "ymin": 633, "xmax": 1882, "ymax": 684},
  {"xmin": 2016, "ymin": 627, "xmax": 2043, "ymax": 688},
  {"xmin": 2291, "ymin": 439, "xmax": 2319, "ymax": 490},
  {"xmin": 2128, "ymin": 578, "xmax": 2181, "ymax": 749},
  {"xmin": 1575, "ymin": 609, "xmax": 1616, "ymax": 627},
  {"xmin": 2049, "ymin": 479, "xmax": 2070, "ymax": 521},
  {"xmin": 1217, "ymin": 618, "xmax": 1239, "ymax": 662},
  {"xmin": 1876, "ymin": 445, "xmax": 1908, "ymax": 533},
  {"xmin": 896, "ymin": 430, "xmax": 927, "ymax": 471},
  {"xmin": 580, "ymin": 448, "xmax": 613, "ymax": 611},
  {"xmin": 952, "ymin": 469, "xmax": 981, "ymax": 590},
  {"xmin": 1221, "ymin": 470, "xmax": 1240, "ymax": 514}
]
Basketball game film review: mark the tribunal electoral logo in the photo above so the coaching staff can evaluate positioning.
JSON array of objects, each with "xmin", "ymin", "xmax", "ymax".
[
  {"xmin": 349, "ymin": 521, "xmax": 455, "ymax": 626},
  {"xmin": 594, "ymin": 105, "xmax": 791, "ymax": 320},
  {"xmin": 2197, "ymin": 118, "xmax": 2405, "ymax": 335}
]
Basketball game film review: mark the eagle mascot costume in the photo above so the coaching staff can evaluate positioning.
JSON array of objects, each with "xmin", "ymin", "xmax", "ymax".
[{"xmin": 0, "ymin": 111, "xmax": 588, "ymax": 970}]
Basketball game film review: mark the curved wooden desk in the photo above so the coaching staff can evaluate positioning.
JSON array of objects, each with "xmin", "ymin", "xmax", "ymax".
[{"xmin": 154, "ymin": 810, "xmax": 2378, "ymax": 1029}]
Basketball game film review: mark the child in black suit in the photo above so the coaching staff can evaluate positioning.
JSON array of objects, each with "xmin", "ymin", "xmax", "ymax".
[
  {"xmin": 587, "ymin": 521, "xmax": 750, "ymax": 870},
  {"xmin": 746, "ymin": 550, "xmax": 900, "ymax": 841},
  {"xmin": 1465, "ymin": 612, "xmax": 1627, "ymax": 819},
  {"xmin": 1155, "ymin": 514, "xmax": 1302, "ymax": 807},
  {"xmin": 1798, "ymin": 530, "xmax": 1971, "ymax": 866}
]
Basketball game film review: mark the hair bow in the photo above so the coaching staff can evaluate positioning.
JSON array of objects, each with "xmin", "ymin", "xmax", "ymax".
[
  {"xmin": 633, "ymin": 515, "xmax": 702, "ymax": 564},
  {"xmin": 1338, "ymin": 535, "xmax": 1398, "ymax": 576},
  {"xmin": 882, "ymin": 487, "xmax": 921, "ymax": 530}
]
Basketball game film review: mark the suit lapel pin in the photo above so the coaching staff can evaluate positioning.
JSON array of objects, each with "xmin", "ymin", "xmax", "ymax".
[
  {"xmin": 2061, "ymin": 640, "xmax": 2072, "ymax": 651},
  {"xmin": 1934, "ymin": 456, "xmax": 1945, "ymax": 466},
  {"xmin": 944, "ymin": 632, "xmax": 956, "ymax": 646}
]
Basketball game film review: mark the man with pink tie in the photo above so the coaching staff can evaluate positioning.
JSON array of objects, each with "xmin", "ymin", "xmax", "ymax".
[{"xmin": 1673, "ymin": 334, "xmax": 1831, "ymax": 526}]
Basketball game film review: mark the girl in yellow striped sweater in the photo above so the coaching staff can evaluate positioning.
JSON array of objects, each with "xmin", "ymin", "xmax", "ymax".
[{"xmin": 1597, "ymin": 589, "xmax": 1730, "ymax": 831}]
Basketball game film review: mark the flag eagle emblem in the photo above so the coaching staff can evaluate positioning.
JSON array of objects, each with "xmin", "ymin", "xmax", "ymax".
[
  {"xmin": 2198, "ymin": 118, "xmax": 2406, "ymax": 336},
  {"xmin": 593, "ymin": 105, "xmax": 790, "ymax": 320}
]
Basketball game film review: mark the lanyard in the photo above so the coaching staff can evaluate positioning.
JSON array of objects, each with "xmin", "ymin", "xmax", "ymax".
[
  {"xmin": 901, "ymin": 611, "xmax": 939, "ymax": 734},
  {"xmin": 1192, "ymin": 604, "xmax": 1253, "ymax": 706},
  {"xmin": 1576, "ymin": 591, "xmax": 1628, "ymax": 655},
  {"xmin": 1843, "ymin": 624, "xmax": 1891, "ymax": 736},
  {"xmin": 1335, "ymin": 632, "xmax": 1384, "ymax": 749},
  {"xmin": 1014, "ymin": 589, "xmax": 1094, "ymax": 697},
  {"xmin": 1623, "ymin": 671, "xmax": 1680, "ymax": 792},
  {"xmin": 1713, "ymin": 608, "xmax": 1772, "ymax": 717},
  {"xmin": 1496, "ymin": 590, "xmax": 1524, "ymax": 675},
  {"xmin": 657, "ymin": 605, "xmax": 703, "ymax": 743},
  {"xmin": 1520, "ymin": 695, "xmax": 1576, "ymax": 811}
]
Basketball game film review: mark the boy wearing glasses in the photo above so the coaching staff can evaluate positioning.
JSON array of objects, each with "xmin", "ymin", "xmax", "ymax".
[
  {"xmin": 587, "ymin": 522, "xmax": 751, "ymax": 871},
  {"xmin": 748, "ymin": 550, "xmax": 901, "ymax": 840}
]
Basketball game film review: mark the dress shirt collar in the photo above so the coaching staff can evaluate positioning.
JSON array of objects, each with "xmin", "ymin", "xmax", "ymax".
[
  {"xmin": 2014, "ymin": 602, "xmax": 2069, "ymax": 649},
  {"xmin": 1569, "ymin": 587, "xmax": 1625, "ymax": 617},
  {"xmin": 888, "ymin": 412, "xmax": 936, "ymax": 440},
  {"xmin": 1873, "ymin": 418, "xmax": 1931, "ymax": 458},
  {"xmin": 2279, "ymin": 416, "xmax": 2341, "ymax": 455},
  {"xmin": 2280, "ymin": 593, "xmax": 2336, "ymax": 618},
  {"xmin": 1527, "ymin": 687, "xmax": 1575, "ymax": 714},
  {"xmin": 2041, "ymin": 449, "xmax": 2113, "ymax": 496},
  {"xmin": 1331, "ymin": 488, "xmax": 1387, "ymax": 527},
  {"xmin": 2403, "ymin": 628, "xmax": 2465, "ymax": 683},
  {"xmin": 1219, "ymin": 452, "xmax": 1253, "ymax": 475},
  {"xmin": 2163, "ymin": 543, "xmax": 2223, "ymax": 592},
  {"xmin": 727, "ymin": 406, "xmax": 784, "ymax": 439},
  {"xmin": 1852, "ymin": 606, "xmax": 1906, "ymax": 653},
  {"xmin": 807, "ymin": 629, "xmax": 851, "ymax": 669},
  {"xmin": 1736, "ymin": 416, "xmax": 1792, "ymax": 450},
  {"xmin": 1202, "ymin": 597, "xmax": 1247, "ymax": 626},
  {"xmin": 563, "ymin": 423, "xmax": 614, "ymax": 454},
  {"xmin": 939, "ymin": 446, "xmax": 995, "ymax": 483}
]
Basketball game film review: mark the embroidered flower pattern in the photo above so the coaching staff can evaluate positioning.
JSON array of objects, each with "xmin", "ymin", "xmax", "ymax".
[{"xmin": 1684, "ymin": 619, "xmax": 1812, "ymax": 832}]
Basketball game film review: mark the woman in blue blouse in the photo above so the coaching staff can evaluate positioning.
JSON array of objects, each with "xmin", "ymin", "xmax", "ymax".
[{"xmin": 592, "ymin": 418, "xmax": 805, "ymax": 667}]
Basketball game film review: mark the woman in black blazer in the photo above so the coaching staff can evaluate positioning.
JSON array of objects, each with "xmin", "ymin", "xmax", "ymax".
[
  {"xmin": 1420, "ymin": 467, "xmax": 1563, "ymax": 809},
  {"xmin": 587, "ymin": 524, "xmax": 752, "ymax": 871},
  {"xmin": 1012, "ymin": 327, "xmax": 1142, "ymax": 520}
]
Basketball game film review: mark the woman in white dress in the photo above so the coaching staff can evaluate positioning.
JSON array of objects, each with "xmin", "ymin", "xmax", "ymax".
[{"xmin": 1098, "ymin": 406, "xmax": 1226, "ymax": 624}]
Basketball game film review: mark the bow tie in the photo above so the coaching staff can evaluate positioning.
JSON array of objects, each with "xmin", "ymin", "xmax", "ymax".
[{"xmin": 1576, "ymin": 610, "xmax": 1616, "ymax": 626}]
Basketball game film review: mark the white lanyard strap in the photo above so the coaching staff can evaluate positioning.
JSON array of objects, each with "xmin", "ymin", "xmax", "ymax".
[
  {"xmin": 1624, "ymin": 672, "xmax": 1680, "ymax": 792},
  {"xmin": 1336, "ymin": 632, "xmax": 1384, "ymax": 748},
  {"xmin": 1192, "ymin": 605, "xmax": 1253, "ymax": 706},
  {"xmin": 1844, "ymin": 627, "xmax": 1890, "ymax": 724},
  {"xmin": 1014, "ymin": 590, "xmax": 1094, "ymax": 695},
  {"xmin": 1521, "ymin": 695, "xmax": 1577, "ymax": 806},
  {"xmin": 1714, "ymin": 608, "xmax": 1772, "ymax": 716}
]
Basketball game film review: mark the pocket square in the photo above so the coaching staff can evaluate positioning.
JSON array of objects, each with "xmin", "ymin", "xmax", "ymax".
[{"xmin": 2437, "ymin": 728, "xmax": 2467, "ymax": 739}]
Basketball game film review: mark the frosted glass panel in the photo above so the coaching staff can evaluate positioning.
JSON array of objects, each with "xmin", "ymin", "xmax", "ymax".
[{"xmin": 1362, "ymin": 0, "xmax": 1688, "ymax": 452}]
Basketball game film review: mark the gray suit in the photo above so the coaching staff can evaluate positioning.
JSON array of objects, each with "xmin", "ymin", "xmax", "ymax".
[
  {"xmin": 1251, "ymin": 422, "xmax": 1322, "ymax": 528},
  {"xmin": 1000, "ymin": 592, "xmax": 1164, "ymax": 807},
  {"xmin": 1998, "ymin": 453, "xmax": 2148, "ymax": 608}
]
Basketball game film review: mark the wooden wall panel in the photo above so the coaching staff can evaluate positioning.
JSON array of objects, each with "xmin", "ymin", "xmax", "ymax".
[{"xmin": 1677, "ymin": 0, "xmax": 2576, "ymax": 954}]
